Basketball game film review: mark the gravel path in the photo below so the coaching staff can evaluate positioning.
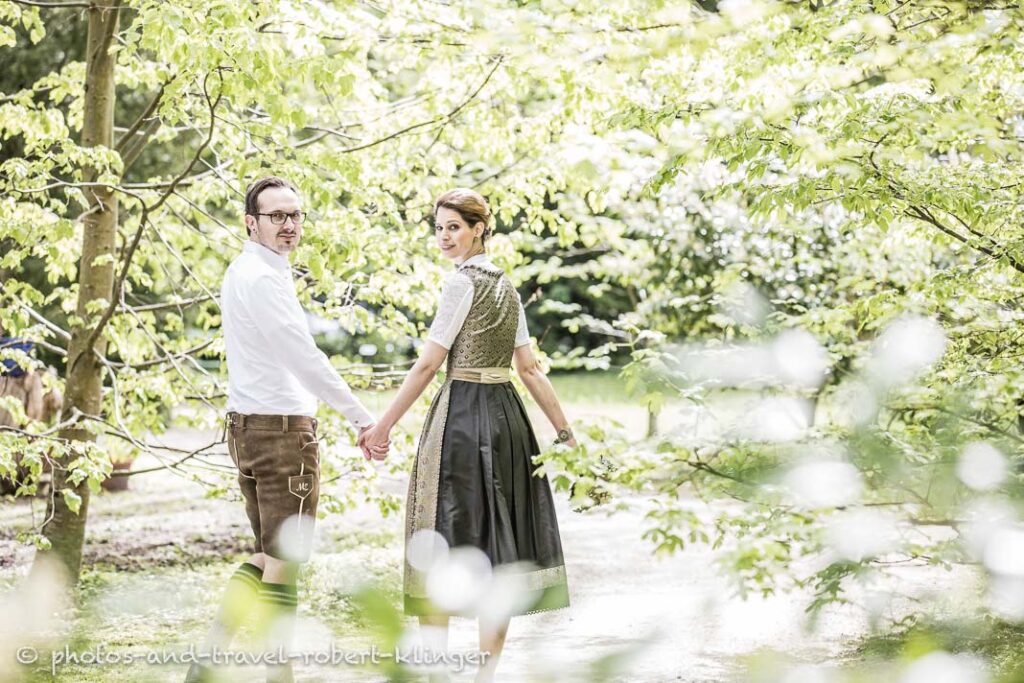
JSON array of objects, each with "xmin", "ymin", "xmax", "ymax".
[{"xmin": 1, "ymin": 411, "xmax": 979, "ymax": 682}]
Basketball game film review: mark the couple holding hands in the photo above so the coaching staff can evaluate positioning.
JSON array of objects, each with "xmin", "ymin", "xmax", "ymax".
[{"xmin": 186, "ymin": 177, "xmax": 572, "ymax": 683}]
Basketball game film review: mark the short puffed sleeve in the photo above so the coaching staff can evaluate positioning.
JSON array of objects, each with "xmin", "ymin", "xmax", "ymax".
[
  {"xmin": 426, "ymin": 272, "xmax": 474, "ymax": 349},
  {"xmin": 514, "ymin": 291, "xmax": 530, "ymax": 347}
]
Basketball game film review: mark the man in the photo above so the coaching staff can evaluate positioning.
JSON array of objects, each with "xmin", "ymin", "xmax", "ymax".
[
  {"xmin": 186, "ymin": 176, "xmax": 387, "ymax": 683},
  {"xmin": 0, "ymin": 336, "xmax": 63, "ymax": 496}
]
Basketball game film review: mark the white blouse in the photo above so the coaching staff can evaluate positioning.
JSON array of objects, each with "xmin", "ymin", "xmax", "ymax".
[{"xmin": 426, "ymin": 253, "xmax": 531, "ymax": 350}]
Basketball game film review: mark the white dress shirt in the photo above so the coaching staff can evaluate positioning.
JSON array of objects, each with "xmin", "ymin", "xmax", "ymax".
[
  {"xmin": 221, "ymin": 241, "xmax": 374, "ymax": 428},
  {"xmin": 426, "ymin": 253, "xmax": 531, "ymax": 350}
]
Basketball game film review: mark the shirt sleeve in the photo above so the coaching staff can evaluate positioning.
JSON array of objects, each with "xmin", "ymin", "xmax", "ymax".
[
  {"xmin": 426, "ymin": 273, "xmax": 474, "ymax": 350},
  {"xmin": 514, "ymin": 292, "xmax": 530, "ymax": 347},
  {"xmin": 247, "ymin": 273, "xmax": 375, "ymax": 428}
]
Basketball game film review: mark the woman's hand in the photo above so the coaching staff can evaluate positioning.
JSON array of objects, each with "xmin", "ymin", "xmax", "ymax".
[
  {"xmin": 360, "ymin": 343, "xmax": 448, "ymax": 462},
  {"xmin": 358, "ymin": 423, "xmax": 391, "ymax": 461}
]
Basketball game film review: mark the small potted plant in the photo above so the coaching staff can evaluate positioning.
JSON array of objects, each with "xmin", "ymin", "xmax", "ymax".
[{"xmin": 101, "ymin": 441, "xmax": 136, "ymax": 492}]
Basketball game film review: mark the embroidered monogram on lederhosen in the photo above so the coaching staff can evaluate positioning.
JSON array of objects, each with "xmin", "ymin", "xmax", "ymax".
[{"xmin": 446, "ymin": 265, "xmax": 520, "ymax": 371}]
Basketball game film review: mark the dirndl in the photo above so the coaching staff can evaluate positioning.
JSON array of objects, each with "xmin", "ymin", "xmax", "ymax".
[{"xmin": 403, "ymin": 371, "xmax": 570, "ymax": 617}]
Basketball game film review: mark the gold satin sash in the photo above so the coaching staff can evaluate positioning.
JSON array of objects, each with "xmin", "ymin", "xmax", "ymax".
[{"xmin": 448, "ymin": 366, "xmax": 511, "ymax": 384}]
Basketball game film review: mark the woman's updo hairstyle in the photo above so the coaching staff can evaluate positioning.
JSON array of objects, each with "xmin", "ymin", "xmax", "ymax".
[{"xmin": 434, "ymin": 188, "xmax": 493, "ymax": 245}]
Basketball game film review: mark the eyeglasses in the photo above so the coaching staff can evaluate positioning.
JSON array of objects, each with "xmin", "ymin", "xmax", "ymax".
[{"xmin": 256, "ymin": 211, "xmax": 306, "ymax": 225}]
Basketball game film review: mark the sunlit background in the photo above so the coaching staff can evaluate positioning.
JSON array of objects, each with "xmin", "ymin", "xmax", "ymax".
[{"xmin": 4, "ymin": 0, "xmax": 1024, "ymax": 681}]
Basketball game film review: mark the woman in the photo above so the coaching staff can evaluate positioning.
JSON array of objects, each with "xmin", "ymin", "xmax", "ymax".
[{"xmin": 360, "ymin": 188, "xmax": 574, "ymax": 681}]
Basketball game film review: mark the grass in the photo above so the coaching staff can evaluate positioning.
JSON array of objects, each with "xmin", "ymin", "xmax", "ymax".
[
  {"xmin": 547, "ymin": 370, "xmax": 629, "ymax": 405},
  {"xmin": 17, "ymin": 543, "xmax": 406, "ymax": 682},
  {"xmin": 21, "ymin": 562, "xmax": 237, "ymax": 682},
  {"xmin": 850, "ymin": 616, "xmax": 1024, "ymax": 682},
  {"xmin": 354, "ymin": 368, "xmax": 630, "ymax": 409},
  {"xmin": 8, "ymin": 370, "xmax": 1024, "ymax": 681},
  {"xmin": 4, "ymin": 449, "xmax": 408, "ymax": 681}
]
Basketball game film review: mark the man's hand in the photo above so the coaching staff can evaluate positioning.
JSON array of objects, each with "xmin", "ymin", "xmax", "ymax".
[{"xmin": 358, "ymin": 423, "xmax": 390, "ymax": 461}]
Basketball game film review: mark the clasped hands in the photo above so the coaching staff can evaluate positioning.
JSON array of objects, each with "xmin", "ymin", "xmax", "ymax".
[{"xmin": 358, "ymin": 422, "xmax": 391, "ymax": 461}]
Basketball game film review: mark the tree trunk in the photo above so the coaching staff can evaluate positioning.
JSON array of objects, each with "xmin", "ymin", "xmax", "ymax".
[{"xmin": 34, "ymin": 2, "xmax": 121, "ymax": 584}]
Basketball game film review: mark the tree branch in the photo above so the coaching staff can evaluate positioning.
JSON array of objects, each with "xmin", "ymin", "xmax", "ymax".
[
  {"xmin": 120, "ymin": 293, "xmax": 215, "ymax": 313},
  {"xmin": 75, "ymin": 71, "xmax": 224, "ymax": 366},
  {"xmin": 2, "ymin": 0, "xmax": 90, "ymax": 7},
  {"xmin": 903, "ymin": 205, "xmax": 1024, "ymax": 274},
  {"xmin": 340, "ymin": 56, "xmax": 503, "ymax": 154},
  {"xmin": 115, "ymin": 78, "xmax": 171, "ymax": 157},
  {"xmin": 104, "ymin": 338, "xmax": 215, "ymax": 369}
]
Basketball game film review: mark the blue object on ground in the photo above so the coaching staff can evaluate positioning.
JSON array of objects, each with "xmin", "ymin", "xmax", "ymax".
[{"xmin": 0, "ymin": 338, "xmax": 34, "ymax": 378}]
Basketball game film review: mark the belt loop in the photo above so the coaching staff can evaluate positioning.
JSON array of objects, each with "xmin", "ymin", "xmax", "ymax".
[
  {"xmin": 282, "ymin": 415, "xmax": 288, "ymax": 433},
  {"xmin": 239, "ymin": 414, "xmax": 246, "ymax": 431},
  {"xmin": 312, "ymin": 417, "xmax": 318, "ymax": 434}
]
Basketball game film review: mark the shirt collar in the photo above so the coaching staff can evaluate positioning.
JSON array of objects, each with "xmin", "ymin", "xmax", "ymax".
[
  {"xmin": 457, "ymin": 252, "xmax": 492, "ymax": 270},
  {"xmin": 244, "ymin": 240, "xmax": 290, "ymax": 273}
]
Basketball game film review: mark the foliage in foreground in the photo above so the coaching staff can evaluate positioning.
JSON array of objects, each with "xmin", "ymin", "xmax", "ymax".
[{"xmin": 3, "ymin": 2, "xmax": 1024, "ymax": 678}]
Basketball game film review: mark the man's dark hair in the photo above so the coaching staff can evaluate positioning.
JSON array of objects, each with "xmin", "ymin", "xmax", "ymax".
[{"xmin": 243, "ymin": 176, "xmax": 299, "ymax": 234}]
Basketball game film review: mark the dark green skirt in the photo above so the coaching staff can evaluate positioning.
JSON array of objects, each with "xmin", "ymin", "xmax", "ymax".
[{"xmin": 403, "ymin": 379, "xmax": 570, "ymax": 616}]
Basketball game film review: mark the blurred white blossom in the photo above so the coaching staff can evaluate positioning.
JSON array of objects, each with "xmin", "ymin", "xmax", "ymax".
[
  {"xmin": 676, "ymin": 328, "xmax": 828, "ymax": 391},
  {"xmin": 898, "ymin": 651, "xmax": 988, "ymax": 683},
  {"xmin": 721, "ymin": 282, "xmax": 770, "ymax": 327},
  {"xmin": 407, "ymin": 529, "xmax": 450, "ymax": 572},
  {"xmin": 739, "ymin": 396, "xmax": 812, "ymax": 442},
  {"xmin": 824, "ymin": 508, "xmax": 900, "ymax": 562},
  {"xmin": 783, "ymin": 449, "xmax": 862, "ymax": 508},
  {"xmin": 426, "ymin": 546, "xmax": 492, "ymax": 613},
  {"xmin": 961, "ymin": 498, "xmax": 1018, "ymax": 561},
  {"xmin": 986, "ymin": 574, "xmax": 1024, "ymax": 622},
  {"xmin": 772, "ymin": 329, "xmax": 830, "ymax": 388},
  {"xmin": 831, "ymin": 380, "xmax": 877, "ymax": 426},
  {"xmin": 866, "ymin": 316, "xmax": 946, "ymax": 388},
  {"xmin": 957, "ymin": 442, "xmax": 1007, "ymax": 492},
  {"xmin": 781, "ymin": 664, "xmax": 843, "ymax": 683},
  {"xmin": 982, "ymin": 527, "xmax": 1024, "ymax": 578},
  {"xmin": 276, "ymin": 513, "xmax": 318, "ymax": 562},
  {"xmin": 719, "ymin": 0, "xmax": 768, "ymax": 26},
  {"xmin": 477, "ymin": 562, "xmax": 538, "ymax": 625}
]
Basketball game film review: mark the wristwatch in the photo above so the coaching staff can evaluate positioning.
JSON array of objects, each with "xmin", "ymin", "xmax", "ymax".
[{"xmin": 554, "ymin": 427, "xmax": 574, "ymax": 445}]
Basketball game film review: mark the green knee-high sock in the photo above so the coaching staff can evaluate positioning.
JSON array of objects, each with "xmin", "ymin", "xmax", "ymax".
[
  {"xmin": 203, "ymin": 562, "xmax": 263, "ymax": 650},
  {"xmin": 258, "ymin": 582, "xmax": 299, "ymax": 683}
]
